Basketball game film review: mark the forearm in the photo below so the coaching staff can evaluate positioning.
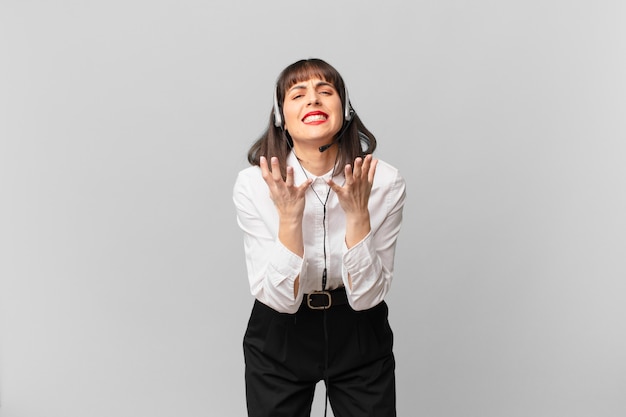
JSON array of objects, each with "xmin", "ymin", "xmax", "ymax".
[
  {"xmin": 278, "ymin": 215, "xmax": 305, "ymax": 256},
  {"xmin": 344, "ymin": 210, "xmax": 371, "ymax": 249},
  {"xmin": 278, "ymin": 217, "xmax": 304, "ymax": 297}
]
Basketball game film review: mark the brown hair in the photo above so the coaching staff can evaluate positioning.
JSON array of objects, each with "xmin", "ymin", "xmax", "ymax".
[{"xmin": 247, "ymin": 58, "xmax": 377, "ymax": 178}]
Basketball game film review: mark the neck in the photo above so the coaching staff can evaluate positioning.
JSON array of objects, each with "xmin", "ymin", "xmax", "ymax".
[{"xmin": 292, "ymin": 143, "xmax": 339, "ymax": 176}]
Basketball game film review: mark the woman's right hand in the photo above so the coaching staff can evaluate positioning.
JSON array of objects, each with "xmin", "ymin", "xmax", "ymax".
[
  {"xmin": 260, "ymin": 156, "xmax": 310, "ymax": 293},
  {"xmin": 260, "ymin": 156, "xmax": 312, "ymax": 222}
]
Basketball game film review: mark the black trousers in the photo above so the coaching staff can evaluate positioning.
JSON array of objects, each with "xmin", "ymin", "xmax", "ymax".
[{"xmin": 243, "ymin": 297, "xmax": 396, "ymax": 417}]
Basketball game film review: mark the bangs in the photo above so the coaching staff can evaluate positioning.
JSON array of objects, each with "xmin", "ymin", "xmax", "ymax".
[{"xmin": 277, "ymin": 59, "xmax": 343, "ymax": 100}]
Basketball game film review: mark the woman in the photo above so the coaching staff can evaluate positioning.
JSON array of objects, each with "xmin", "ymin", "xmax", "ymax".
[{"xmin": 233, "ymin": 58, "xmax": 406, "ymax": 417}]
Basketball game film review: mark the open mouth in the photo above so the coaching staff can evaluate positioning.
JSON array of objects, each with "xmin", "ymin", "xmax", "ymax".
[{"xmin": 302, "ymin": 111, "xmax": 328, "ymax": 124}]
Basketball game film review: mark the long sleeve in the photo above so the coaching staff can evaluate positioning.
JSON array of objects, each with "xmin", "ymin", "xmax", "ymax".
[
  {"xmin": 233, "ymin": 167, "xmax": 306, "ymax": 313},
  {"xmin": 341, "ymin": 161, "xmax": 406, "ymax": 310}
]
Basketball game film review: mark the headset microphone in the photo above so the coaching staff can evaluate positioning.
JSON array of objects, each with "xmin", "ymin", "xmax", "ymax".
[
  {"xmin": 319, "ymin": 142, "xmax": 335, "ymax": 152},
  {"xmin": 318, "ymin": 109, "xmax": 356, "ymax": 152}
]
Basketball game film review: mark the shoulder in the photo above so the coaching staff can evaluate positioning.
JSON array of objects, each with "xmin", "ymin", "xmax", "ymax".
[
  {"xmin": 233, "ymin": 165, "xmax": 264, "ymax": 200},
  {"xmin": 374, "ymin": 158, "xmax": 400, "ymax": 175},
  {"xmin": 372, "ymin": 158, "xmax": 405, "ymax": 189},
  {"xmin": 234, "ymin": 165, "xmax": 263, "ymax": 186},
  {"xmin": 371, "ymin": 159, "xmax": 406, "ymax": 212},
  {"xmin": 362, "ymin": 158, "xmax": 406, "ymax": 218}
]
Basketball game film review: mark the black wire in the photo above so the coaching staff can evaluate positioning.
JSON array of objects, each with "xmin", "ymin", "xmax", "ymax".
[
  {"xmin": 323, "ymin": 308, "xmax": 329, "ymax": 417},
  {"xmin": 289, "ymin": 142, "xmax": 341, "ymax": 417},
  {"xmin": 293, "ymin": 153, "xmax": 336, "ymax": 417}
]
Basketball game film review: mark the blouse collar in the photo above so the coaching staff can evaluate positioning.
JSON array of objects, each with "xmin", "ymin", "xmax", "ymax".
[{"xmin": 287, "ymin": 151, "xmax": 343, "ymax": 184}]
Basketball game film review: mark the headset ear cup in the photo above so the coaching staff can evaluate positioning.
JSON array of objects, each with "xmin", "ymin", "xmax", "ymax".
[
  {"xmin": 345, "ymin": 101, "xmax": 355, "ymax": 122},
  {"xmin": 273, "ymin": 87, "xmax": 282, "ymax": 127},
  {"xmin": 344, "ymin": 85, "xmax": 354, "ymax": 122}
]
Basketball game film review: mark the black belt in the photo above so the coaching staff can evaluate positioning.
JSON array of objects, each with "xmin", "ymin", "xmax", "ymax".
[{"xmin": 304, "ymin": 287, "xmax": 348, "ymax": 310}]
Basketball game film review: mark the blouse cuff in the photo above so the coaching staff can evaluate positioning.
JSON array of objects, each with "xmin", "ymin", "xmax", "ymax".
[
  {"xmin": 268, "ymin": 241, "xmax": 305, "ymax": 287},
  {"xmin": 342, "ymin": 232, "xmax": 380, "ymax": 283}
]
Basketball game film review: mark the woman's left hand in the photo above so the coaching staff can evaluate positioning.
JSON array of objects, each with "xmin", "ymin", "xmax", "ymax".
[
  {"xmin": 328, "ymin": 154, "xmax": 378, "ymax": 215},
  {"xmin": 328, "ymin": 154, "xmax": 378, "ymax": 248}
]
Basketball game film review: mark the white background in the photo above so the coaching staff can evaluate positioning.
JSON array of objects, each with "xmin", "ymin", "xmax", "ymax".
[{"xmin": 1, "ymin": 1, "xmax": 625, "ymax": 416}]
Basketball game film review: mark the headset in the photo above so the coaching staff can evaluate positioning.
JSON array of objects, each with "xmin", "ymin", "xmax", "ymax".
[{"xmin": 273, "ymin": 83, "xmax": 355, "ymax": 128}]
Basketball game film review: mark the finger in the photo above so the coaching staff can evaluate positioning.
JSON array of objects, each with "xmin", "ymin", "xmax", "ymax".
[
  {"xmin": 344, "ymin": 164, "xmax": 353, "ymax": 184},
  {"xmin": 270, "ymin": 157, "xmax": 282, "ymax": 181},
  {"xmin": 327, "ymin": 178, "xmax": 340, "ymax": 193},
  {"xmin": 368, "ymin": 157, "xmax": 378, "ymax": 183},
  {"xmin": 260, "ymin": 156, "xmax": 271, "ymax": 180},
  {"xmin": 352, "ymin": 157, "xmax": 363, "ymax": 178},
  {"xmin": 360, "ymin": 155, "xmax": 372, "ymax": 179},
  {"xmin": 298, "ymin": 178, "xmax": 313, "ymax": 194},
  {"xmin": 285, "ymin": 165, "xmax": 295, "ymax": 187}
]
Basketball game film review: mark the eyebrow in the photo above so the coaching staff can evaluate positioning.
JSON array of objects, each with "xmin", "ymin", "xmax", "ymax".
[{"xmin": 288, "ymin": 81, "xmax": 335, "ymax": 93}]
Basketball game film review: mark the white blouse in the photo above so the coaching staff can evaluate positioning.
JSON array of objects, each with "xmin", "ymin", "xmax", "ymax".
[{"xmin": 233, "ymin": 151, "xmax": 406, "ymax": 313}]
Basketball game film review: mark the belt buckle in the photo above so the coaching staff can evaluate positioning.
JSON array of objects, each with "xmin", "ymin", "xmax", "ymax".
[{"xmin": 307, "ymin": 291, "xmax": 332, "ymax": 310}]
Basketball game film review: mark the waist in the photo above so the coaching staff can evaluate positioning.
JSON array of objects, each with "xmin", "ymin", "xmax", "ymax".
[{"xmin": 302, "ymin": 287, "xmax": 348, "ymax": 310}]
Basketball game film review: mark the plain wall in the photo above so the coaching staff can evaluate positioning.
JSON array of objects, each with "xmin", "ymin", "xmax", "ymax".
[{"xmin": 1, "ymin": 1, "xmax": 625, "ymax": 416}]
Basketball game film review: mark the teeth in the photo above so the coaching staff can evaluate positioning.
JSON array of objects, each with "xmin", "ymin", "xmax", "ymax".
[{"xmin": 303, "ymin": 114, "xmax": 327, "ymax": 123}]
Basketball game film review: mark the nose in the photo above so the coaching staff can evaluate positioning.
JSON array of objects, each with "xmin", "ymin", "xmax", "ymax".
[{"xmin": 306, "ymin": 91, "xmax": 321, "ymax": 105}]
